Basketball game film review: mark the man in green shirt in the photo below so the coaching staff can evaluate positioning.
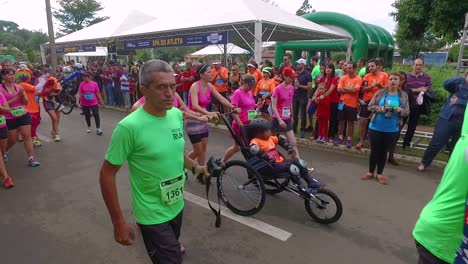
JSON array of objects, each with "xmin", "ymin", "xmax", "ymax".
[
  {"xmin": 100, "ymin": 59, "xmax": 207, "ymax": 264},
  {"xmin": 413, "ymin": 104, "xmax": 468, "ymax": 263},
  {"xmin": 358, "ymin": 58, "xmax": 367, "ymax": 77}
]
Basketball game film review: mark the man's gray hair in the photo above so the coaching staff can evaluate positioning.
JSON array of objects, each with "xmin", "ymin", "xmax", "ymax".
[{"xmin": 139, "ymin": 59, "xmax": 174, "ymax": 87}]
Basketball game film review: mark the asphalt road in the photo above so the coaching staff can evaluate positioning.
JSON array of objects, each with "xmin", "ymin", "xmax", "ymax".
[{"xmin": 0, "ymin": 108, "xmax": 444, "ymax": 264}]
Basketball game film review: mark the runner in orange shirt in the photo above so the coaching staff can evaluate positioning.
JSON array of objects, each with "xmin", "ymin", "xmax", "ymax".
[
  {"xmin": 247, "ymin": 62, "xmax": 263, "ymax": 84},
  {"xmin": 16, "ymin": 69, "xmax": 42, "ymax": 147},
  {"xmin": 255, "ymin": 67, "xmax": 276, "ymax": 120},
  {"xmin": 335, "ymin": 62, "xmax": 362, "ymax": 148},
  {"xmin": 356, "ymin": 59, "xmax": 388, "ymax": 149},
  {"xmin": 211, "ymin": 61, "xmax": 229, "ymax": 113}
]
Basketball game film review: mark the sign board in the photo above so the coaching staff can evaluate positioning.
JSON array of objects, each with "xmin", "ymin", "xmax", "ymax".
[
  {"xmin": 47, "ymin": 44, "xmax": 97, "ymax": 54},
  {"xmin": 124, "ymin": 32, "xmax": 228, "ymax": 50}
]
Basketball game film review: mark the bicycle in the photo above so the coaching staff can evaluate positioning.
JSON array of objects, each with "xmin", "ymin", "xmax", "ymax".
[{"xmin": 55, "ymin": 83, "xmax": 76, "ymax": 115}]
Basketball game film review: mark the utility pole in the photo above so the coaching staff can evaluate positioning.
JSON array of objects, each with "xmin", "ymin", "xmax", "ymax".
[{"xmin": 45, "ymin": 0, "xmax": 57, "ymax": 68}]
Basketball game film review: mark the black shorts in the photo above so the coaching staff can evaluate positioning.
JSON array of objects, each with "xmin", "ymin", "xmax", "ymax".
[
  {"xmin": 272, "ymin": 118, "xmax": 292, "ymax": 133},
  {"xmin": 338, "ymin": 105, "xmax": 357, "ymax": 122},
  {"xmin": 138, "ymin": 211, "xmax": 183, "ymax": 264},
  {"xmin": 188, "ymin": 132, "xmax": 209, "ymax": 144},
  {"xmin": 43, "ymin": 100, "xmax": 56, "ymax": 112},
  {"xmin": 415, "ymin": 241, "xmax": 449, "ymax": 264},
  {"xmin": 0, "ymin": 126, "xmax": 7, "ymax": 139},
  {"xmin": 6, "ymin": 113, "xmax": 32, "ymax": 130},
  {"xmin": 359, "ymin": 102, "xmax": 371, "ymax": 118}
]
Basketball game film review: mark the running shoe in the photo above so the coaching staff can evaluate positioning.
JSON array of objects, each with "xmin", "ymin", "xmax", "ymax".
[
  {"xmin": 333, "ymin": 139, "xmax": 342, "ymax": 146},
  {"xmin": 309, "ymin": 178, "xmax": 325, "ymax": 189},
  {"xmin": 28, "ymin": 157, "xmax": 40, "ymax": 167},
  {"xmin": 54, "ymin": 135, "xmax": 61, "ymax": 142},
  {"xmin": 33, "ymin": 139, "xmax": 42, "ymax": 147},
  {"xmin": 3, "ymin": 153, "xmax": 8, "ymax": 162},
  {"xmin": 346, "ymin": 140, "xmax": 353, "ymax": 148},
  {"xmin": 3, "ymin": 177, "xmax": 14, "ymax": 188},
  {"xmin": 86, "ymin": 128, "xmax": 91, "ymax": 133},
  {"xmin": 96, "ymin": 128, "xmax": 103, "ymax": 135},
  {"xmin": 300, "ymin": 131, "xmax": 305, "ymax": 139},
  {"xmin": 17, "ymin": 136, "xmax": 23, "ymax": 142}
]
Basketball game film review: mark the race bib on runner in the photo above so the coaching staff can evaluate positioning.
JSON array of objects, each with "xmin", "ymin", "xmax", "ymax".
[
  {"xmin": 0, "ymin": 116, "xmax": 5, "ymax": 126},
  {"xmin": 35, "ymin": 95, "xmax": 40, "ymax": 102},
  {"xmin": 84, "ymin": 93, "xmax": 94, "ymax": 100},
  {"xmin": 11, "ymin": 106, "xmax": 26, "ymax": 117},
  {"xmin": 216, "ymin": 79, "xmax": 224, "ymax": 85},
  {"xmin": 248, "ymin": 110, "xmax": 258, "ymax": 121},
  {"xmin": 282, "ymin": 107, "xmax": 291, "ymax": 118},
  {"xmin": 160, "ymin": 175, "xmax": 185, "ymax": 205}
]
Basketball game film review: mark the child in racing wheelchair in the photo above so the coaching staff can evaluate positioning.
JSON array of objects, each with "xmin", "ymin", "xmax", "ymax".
[{"xmin": 248, "ymin": 118, "xmax": 324, "ymax": 194}]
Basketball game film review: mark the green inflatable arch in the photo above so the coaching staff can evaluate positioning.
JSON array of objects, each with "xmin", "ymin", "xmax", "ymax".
[{"xmin": 275, "ymin": 12, "xmax": 394, "ymax": 68}]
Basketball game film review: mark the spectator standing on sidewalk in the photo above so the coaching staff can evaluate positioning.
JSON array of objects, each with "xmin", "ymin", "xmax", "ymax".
[
  {"xmin": 417, "ymin": 72, "xmax": 468, "ymax": 171},
  {"xmin": 403, "ymin": 58, "xmax": 432, "ymax": 149},
  {"xmin": 293, "ymin": 58, "xmax": 312, "ymax": 138}
]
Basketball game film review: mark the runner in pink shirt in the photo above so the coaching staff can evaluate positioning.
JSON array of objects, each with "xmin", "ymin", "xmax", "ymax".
[
  {"xmin": 271, "ymin": 66, "xmax": 300, "ymax": 158},
  {"xmin": 0, "ymin": 92, "xmax": 14, "ymax": 188},
  {"xmin": 77, "ymin": 72, "xmax": 104, "ymax": 135},
  {"xmin": 222, "ymin": 74, "xmax": 259, "ymax": 162}
]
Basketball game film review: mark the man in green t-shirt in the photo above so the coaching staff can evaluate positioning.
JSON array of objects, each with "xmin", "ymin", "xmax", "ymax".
[
  {"xmin": 100, "ymin": 59, "xmax": 207, "ymax": 264},
  {"xmin": 413, "ymin": 104, "xmax": 468, "ymax": 263},
  {"xmin": 358, "ymin": 58, "xmax": 367, "ymax": 77}
]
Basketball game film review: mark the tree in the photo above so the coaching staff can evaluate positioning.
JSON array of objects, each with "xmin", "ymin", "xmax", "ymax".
[
  {"xmin": 296, "ymin": 0, "xmax": 315, "ymax": 16},
  {"xmin": 0, "ymin": 20, "xmax": 19, "ymax": 32},
  {"xmin": 53, "ymin": 0, "xmax": 109, "ymax": 35},
  {"xmin": 391, "ymin": 0, "xmax": 468, "ymax": 47},
  {"xmin": 135, "ymin": 50, "xmax": 152, "ymax": 63},
  {"xmin": 396, "ymin": 32, "xmax": 445, "ymax": 58}
]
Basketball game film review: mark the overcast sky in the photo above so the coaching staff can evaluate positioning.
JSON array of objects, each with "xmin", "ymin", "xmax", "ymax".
[{"xmin": 1, "ymin": 0, "xmax": 396, "ymax": 34}]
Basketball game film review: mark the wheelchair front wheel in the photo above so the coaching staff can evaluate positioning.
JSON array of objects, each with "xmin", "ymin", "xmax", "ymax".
[
  {"xmin": 304, "ymin": 188, "xmax": 343, "ymax": 224},
  {"xmin": 217, "ymin": 160, "xmax": 266, "ymax": 216}
]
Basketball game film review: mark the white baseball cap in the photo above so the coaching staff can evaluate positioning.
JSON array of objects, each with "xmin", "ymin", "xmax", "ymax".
[{"xmin": 296, "ymin": 58, "xmax": 307, "ymax": 65}]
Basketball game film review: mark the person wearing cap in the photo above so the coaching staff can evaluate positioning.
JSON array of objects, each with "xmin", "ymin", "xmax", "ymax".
[
  {"xmin": 211, "ymin": 61, "xmax": 229, "ymax": 113},
  {"xmin": 255, "ymin": 67, "xmax": 276, "ymax": 120},
  {"xmin": 247, "ymin": 62, "xmax": 262, "ymax": 84},
  {"xmin": 221, "ymin": 74, "xmax": 259, "ymax": 162},
  {"xmin": 271, "ymin": 66, "xmax": 301, "ymax": 158},
  {"xmin": 293, "ymin": 58, "xmax": 312, "ymax": 138}
]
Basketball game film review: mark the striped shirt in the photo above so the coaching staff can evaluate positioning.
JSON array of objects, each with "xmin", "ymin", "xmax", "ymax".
[{"xmin": 406, "ymin": 72, "xmax": 432, "ymax": 100}]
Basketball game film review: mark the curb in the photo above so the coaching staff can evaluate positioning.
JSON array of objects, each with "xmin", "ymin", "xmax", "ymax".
[
  {"xmin": 102, "ymin": 106, "xmax": 446, "ymax": 169},
  {"xmin": 207, "ymin": 123, "xmax": 447, "ymax": 169}
]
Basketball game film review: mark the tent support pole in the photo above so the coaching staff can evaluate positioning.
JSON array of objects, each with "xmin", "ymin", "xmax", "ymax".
[
  {"xmin": 254, "ymin": 21, "xmax": 262, "ymax": 63},
  {"xmin": 40, "ymin": 44, "xmax": 47, "ymax": 65},
  {"xmin": 231, "ymin": 25, "xmax": 254, "ymax": 52},
  {"xmin": 346, "ymin": 39, "xmax": 352, "ymax": 61}
]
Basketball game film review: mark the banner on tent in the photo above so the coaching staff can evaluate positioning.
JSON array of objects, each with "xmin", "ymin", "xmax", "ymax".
[
  {"xmin": 47, "ymin": 44, "xmax": 96, "ymax": 54},
  {"xmin": 124, "ymin": 32, "xmax": 228, "ymax": 50}
]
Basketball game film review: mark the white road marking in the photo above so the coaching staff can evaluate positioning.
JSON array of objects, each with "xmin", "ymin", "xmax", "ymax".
[
  {"xmin": 184, "ymin": 191, "xmax": 292, "ymax": 242},
  {"xmin": 36, "ymin": 133, "xmax": 53, "ymax": 143}
]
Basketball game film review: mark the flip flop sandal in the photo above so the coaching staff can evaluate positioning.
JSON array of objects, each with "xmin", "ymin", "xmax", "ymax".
[
  {"xmin": 360, "ymin": 173, "xmax": 375, "ymax": 180},
  {"xmin": 376, "ymin": 175, "xmax": 388, "ymax": 185}
]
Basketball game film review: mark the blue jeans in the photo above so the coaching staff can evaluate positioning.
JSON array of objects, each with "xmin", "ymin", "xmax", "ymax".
[
  {"xmin": 104, "ymin": 83, "xmax": 114, "ymax": 105},
  {"xmin": 183, "ymin": 91, "xmax": 189, "ymax": 105},
  {"xmin": 421, "ymin": 116, "xmax": 462, "ymax": 167},
  {"xmin": 114, "ymin": 84, "xmax": 124, "ymax": 106}
]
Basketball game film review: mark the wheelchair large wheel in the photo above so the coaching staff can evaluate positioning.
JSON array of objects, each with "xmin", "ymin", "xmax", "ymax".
[
  {"xmin": 217, "ymin": 160, "xmax": 266, "ymax": 216},
  {"xmin": 264, "ymin": 176, "xmax": 290, "ymax": 194},
  {"xmin": 304, "ymin": 188, "xmax": 342, "ymax": 224}
]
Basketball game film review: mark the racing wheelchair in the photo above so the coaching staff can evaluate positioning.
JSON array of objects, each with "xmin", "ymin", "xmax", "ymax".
[{"xmin": 207, "ymin": 112, "xmax": 343, "ymax": 224}]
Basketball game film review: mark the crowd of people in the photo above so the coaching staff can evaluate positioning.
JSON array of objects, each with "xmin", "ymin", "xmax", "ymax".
[{"xmin": 2, "ymin": 54, "xmax": 467, "ymax": 264}]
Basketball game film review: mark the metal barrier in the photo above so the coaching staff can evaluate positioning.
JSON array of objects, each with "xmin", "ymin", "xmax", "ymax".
[{"xmin": 398, "ymin": 129, "xmax": 433, "ymax": 151}]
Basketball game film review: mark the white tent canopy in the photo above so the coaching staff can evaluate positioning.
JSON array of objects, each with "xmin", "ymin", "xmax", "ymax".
[
  {"xmin": 43, "ymin": 0, "xmax": 348, "ymax": 63},
  {"xmin": 191, "ymin": 43, "xmax": 249, "ymax": 56},
  {"xmin": 53, "ymin": 10, "xmax": 156, "ymax": 45},
  {"xmin": 64, "ymin": 47, "xmax": 108, "ymax": 57}
]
